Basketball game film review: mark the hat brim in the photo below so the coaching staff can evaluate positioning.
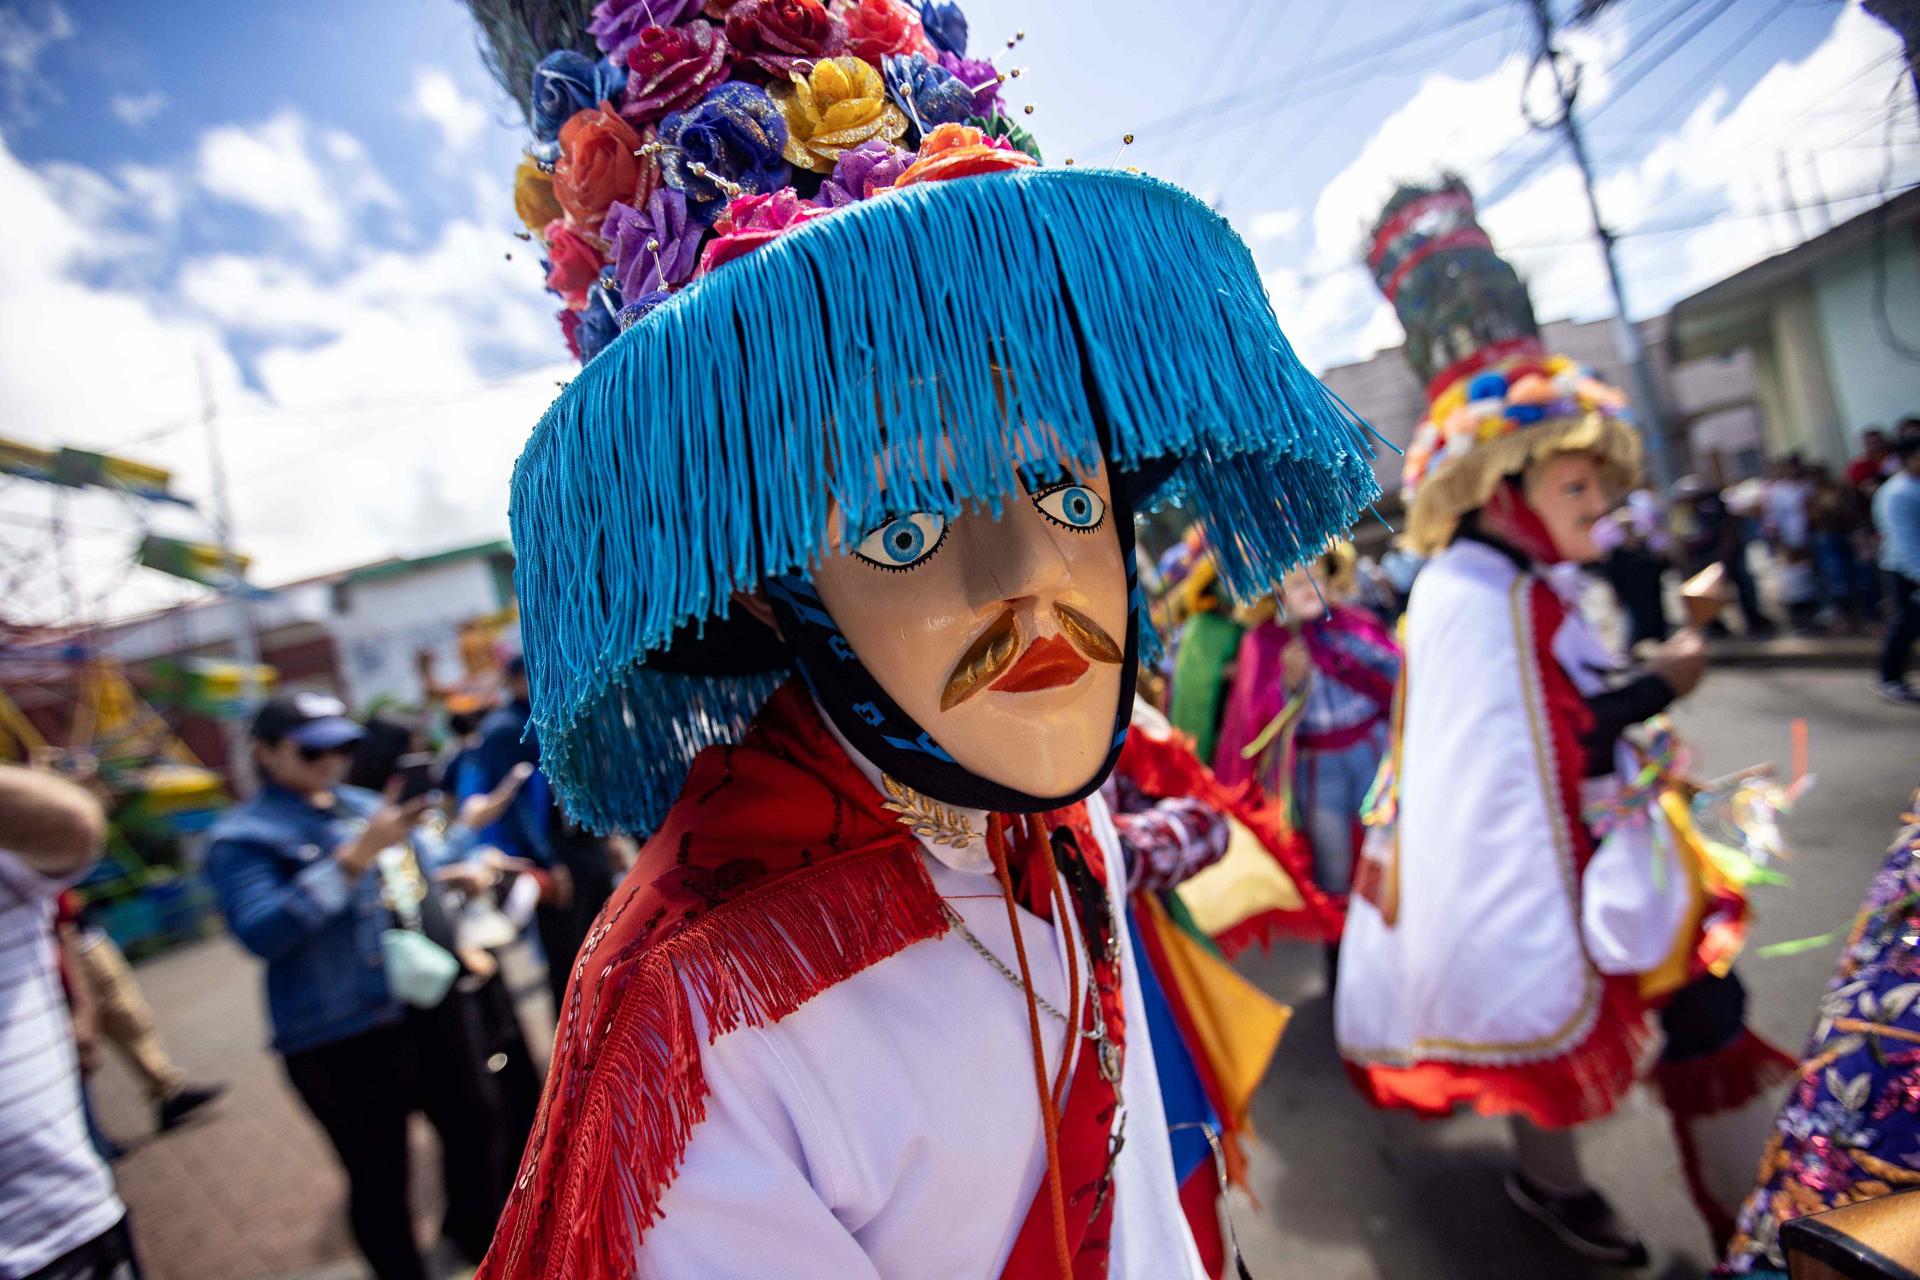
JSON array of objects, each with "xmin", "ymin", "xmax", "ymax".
[{"xmin": 287, "ymin": 718, "xmax": 367, "ymax": 751}]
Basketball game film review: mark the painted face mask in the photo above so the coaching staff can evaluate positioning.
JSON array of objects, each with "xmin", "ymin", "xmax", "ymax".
[{"xmin": 770, "ymin": 457, "xmax": 1139, "ymax": 812}]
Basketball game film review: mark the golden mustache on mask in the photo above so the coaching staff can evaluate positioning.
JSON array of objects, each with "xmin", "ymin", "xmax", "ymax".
[{"xmin": 938, "ymin": 604, "xmax": 1124, "ymax": 712}]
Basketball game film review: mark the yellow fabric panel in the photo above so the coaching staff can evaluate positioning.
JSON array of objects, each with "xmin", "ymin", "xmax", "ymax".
[
  {"xmin": 1639, "ymin": 787, "xmax": 1716, "ymax": 1001},
  {"xmin": 1174, "ymin": 814, "xmax": 1303, "ymax": 938},
  {"xmin": 1141, "ymin": 894, "xmax": 1291, "ymax": 1127}
]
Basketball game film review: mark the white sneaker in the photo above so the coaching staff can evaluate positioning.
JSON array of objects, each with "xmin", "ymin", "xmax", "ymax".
[{"xmin": 1879, "ymin": 681, "xmax": 1920, "ymax": 705}]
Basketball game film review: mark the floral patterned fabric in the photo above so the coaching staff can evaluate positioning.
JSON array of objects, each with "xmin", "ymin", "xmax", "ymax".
[{"xmin": 1718, "ymin": 801, "xmax": 1920, "ymax": 1277}]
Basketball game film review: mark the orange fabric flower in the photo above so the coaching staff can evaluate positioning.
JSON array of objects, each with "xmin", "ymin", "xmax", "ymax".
[
  {"xmin": 893, "ymin": 122, "xmax": 1037, "ymax": 187},
  {"xmin": 514, "ymin": 158, "xmax": 564, "ymax": 237},
  {"xmin": 553, "ymin": 104, "xmax": 647, "ymax": 229}
]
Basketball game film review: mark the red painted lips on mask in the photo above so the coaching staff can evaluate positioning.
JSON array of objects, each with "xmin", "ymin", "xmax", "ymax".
[{"xmin": 989, "ymin": 634, "xmax": 1091, "ymax": 694}]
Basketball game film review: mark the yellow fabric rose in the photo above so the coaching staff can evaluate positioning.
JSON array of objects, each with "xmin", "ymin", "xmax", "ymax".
[
  {"xmin": 770, "ymin": 56, "xmax": 908, "ymax": 173},
  {"xmin": 514, "ymin": 158, "xmax": 564, "ymax": 238}
]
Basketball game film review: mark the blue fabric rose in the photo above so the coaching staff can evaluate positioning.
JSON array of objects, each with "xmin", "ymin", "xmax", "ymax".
[
  {"xmin": 882, "ymin": 54, "xmax": 974, "ymax": 131},
  {"xmin": 618, "ymin": 290, "xmax": 674, "ymax": 330},
  {"xmin": 532, "ymin": 50, "xmax": 628, "ymax": 141},
  {"xmin": 578, "ymin": 277, "xmax": 624, "ymax": 361},
  {"xmin": 916, "ymin": 1, "xmax": 967, "ymax": 55},
  {"xmin": 658, "ymin": 82, "xmax": 793, "ymax": 223}
]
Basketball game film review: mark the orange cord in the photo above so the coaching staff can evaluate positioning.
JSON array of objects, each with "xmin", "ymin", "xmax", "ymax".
[{"xmin": 987, "ymin": 813, "xmax": 1075, "ymax": 1280}]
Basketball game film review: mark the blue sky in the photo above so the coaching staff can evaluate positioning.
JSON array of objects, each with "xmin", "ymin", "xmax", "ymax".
[{"xmin": 0, "ymin": 0, "xmax": 1912, "ymax": 610}]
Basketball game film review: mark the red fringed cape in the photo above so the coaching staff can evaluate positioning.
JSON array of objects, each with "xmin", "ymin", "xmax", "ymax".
[
  {"xmin": 1116, "ymin": 723, "xmax": 1344, "ymax": 950},
  {"xmin": 478, "ymin": 682, "xmax": 953, "ymax": 1280}
]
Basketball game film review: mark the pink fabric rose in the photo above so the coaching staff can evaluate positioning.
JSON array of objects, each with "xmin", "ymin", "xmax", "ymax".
[
  {"xmin": 694, "ymin": 187, "xmax": 828, "ymax": 275},
  {"xmin": 545, "ymin": 219, "xmax": 606, "ymax": 309},
  {"xmin": 622, "ymin": 22, "xmax": 733, "ymax": 125},
  {"xmin": 724, "ymin": 0, "xmax": 846, "ymax": 80},
  {"xmin": 832, "ymin": 0, "xmax": 931, "ymax": 65}
]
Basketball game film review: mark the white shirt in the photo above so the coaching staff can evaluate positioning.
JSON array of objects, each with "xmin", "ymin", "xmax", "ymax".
[
  {"xmin": 634, "ymin": 726, "xmax": 1207, "ymax": 1279},
  {"xmin": 0, "ymin": 851, "xmax": 123, "ymax": 1280}
]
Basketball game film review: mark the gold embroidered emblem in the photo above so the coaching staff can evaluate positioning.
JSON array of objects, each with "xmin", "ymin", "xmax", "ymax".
[{"xmin": 879, "ymin": 774, "xmax": 975, "ymax": 849}]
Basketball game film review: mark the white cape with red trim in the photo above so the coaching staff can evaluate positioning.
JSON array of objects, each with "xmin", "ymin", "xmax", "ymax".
[{"xmin": 1335, "ymin": 541, "xmax": 1681, "ymax": 1073}]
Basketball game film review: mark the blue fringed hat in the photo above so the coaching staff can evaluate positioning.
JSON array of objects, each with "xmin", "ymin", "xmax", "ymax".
[
  {"xmin": 511, "ymin": 160, "xmax": 1381, "ymax": 833},
  {"xmin": 465, "ymin": 0, "xmax": 1383, "ymax": 831}
]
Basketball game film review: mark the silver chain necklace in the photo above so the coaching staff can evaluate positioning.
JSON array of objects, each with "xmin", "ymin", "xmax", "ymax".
[{"xmin": 933, "ymin": 905, "xmax": 1105, "ymax": 1043}]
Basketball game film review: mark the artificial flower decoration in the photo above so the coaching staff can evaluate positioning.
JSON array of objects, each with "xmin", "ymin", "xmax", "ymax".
[
  {"xmin": 617, "ymin": 288, "xmax": 673, "ymax": 329},
  {"xmin": 621, "ymin": 22, "xmax": 732, "ymax": 125},
  {"xmin": 892, "ymin": 120, "xmax": 1034, "ymax": 187},
  {"xmin": 532, "ymin": 49, "xmax": 629, "ymax": 140},
  {"xmin": 970, "ymin": 112, "xmax": 1041, "ymax": 161},
  {"xmin": 832, "ymin": 0, "xmax": 931, "ymax": 64},
  {"xmin": 553, "ymin": 104, "xmax": 649, "ymax": 228},
  {"xmin": 694, "ymin": 187, "xmax": 828, "ymax": 275},
  {"xmin": 544, "ymin": 218, "xmax": 606, "ymax": 309},
  {"xmin": 513, "ymin": 157, "xmax": 565, "ymax": 236},
  {"xmin": 815, "ymin": 139, "xmax": 909, "ymax": 205},
  {"xmin": 605, "ymin": 188, "xmax": 703, "ymax": 295},
  {"xmin": 577, "ymin": 278, "xmax": 625, "ymax": 360},
  {"xmin": 771, "ymin": 56, "xmax": 908, "ymax": 173},
  {"xmin": 589, "ymin": 0, "xmax": 707, "ymax": 63},
  {"xmin": 724, "ymin": 0, "xmax": 847, "ymax": 79},
  {"xmin": 881, "ymin": 53, "xmax": 972, "ymax": 130},
  {"xmin": 557, "ymin": 308, "xmax": 583, "ymax": 360},
  {"xmin": 491, "ymin": 0, "xmax": 1048, "ymax": 363},
  {"xmin": 915, "ymin": 0, "xmax": 967, "ymax": 54},
  {"xmin": 937, "ymin": 49, "xmax": 1000, "ymax": 115},
  {"xmin": 657, "ymin": 81, "xmax": 793, "ymax": 220}
]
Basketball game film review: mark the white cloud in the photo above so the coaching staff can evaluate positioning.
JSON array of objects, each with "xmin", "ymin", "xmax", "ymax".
[
  {"xmin": 1289, "ymin": 0, "xmax": 1916, "ymax": 372},
  {"xmin": 411, "ymin": 69, "xmax": 489, "ymax": 153},
  {"xmin": 0, "ymin": 0, "xmax": 73, "ymax": 123},
  {"xmin": 0, "ymin": 112, "xmax": 563, "ymax": 597},
  {"xmin": 1246, "ymin": 208, "xmax": 1302, "ymax": 243},
  {"xmin": 195, "ymin": 110, "xmax": 399, "ymax": 253},
  {"xmin": 109, "ymin": 90, "xmax": 168, "ymax": 130}
]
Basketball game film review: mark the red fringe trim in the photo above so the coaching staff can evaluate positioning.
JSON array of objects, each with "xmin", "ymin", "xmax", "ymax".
[
  {"xmin": 480, "ymin": 847, "xmax": 948, "ymax": 1280},
  {"xmin": 1650, "ymin": 1027, "xmax": 1797, "ymax": 1121},
  {"xmin": 1343, "ymin": 975, "xmax": 1652, "ymax": 1131},
  {"xmin": 1118, "ymin": 728, "xmax": 1344, "ymax": 947}
]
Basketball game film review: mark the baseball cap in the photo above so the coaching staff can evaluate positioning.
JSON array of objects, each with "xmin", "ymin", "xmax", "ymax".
[{"xmin": 250, "ymin": 691, "xmax": 366, "ymax": 751}]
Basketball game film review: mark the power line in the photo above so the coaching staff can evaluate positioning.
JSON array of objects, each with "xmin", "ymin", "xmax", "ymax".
[
  {"xmin": 1072, "ymin": 0, "xmax": 1511, "ymax": 155},
  {"xmin": 1617, "ymin": 0, "xmax": 1795, "ymax": 137},
  {"xmin": 1584, "ymin": 0, "xmax": 1743, "ymax": 124}
]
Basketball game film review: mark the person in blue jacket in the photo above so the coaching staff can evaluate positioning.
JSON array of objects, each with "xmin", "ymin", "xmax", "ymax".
[
  {"xmin": 205, "ymin": 692, "xmax": 525, "ymax": 1280},
  {"xmin": 462, "ymin": 654, "xmax": 616, "ymax": 1013}
]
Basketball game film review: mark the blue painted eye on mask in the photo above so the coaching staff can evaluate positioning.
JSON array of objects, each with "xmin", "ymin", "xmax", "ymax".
[
  {"xmin": 854, "ymin": 512, "xmax": 948, "ymax": 570},
  {"xmin": 1033, "ymin": 483, "xmax": 1105, "ymax": 532}
]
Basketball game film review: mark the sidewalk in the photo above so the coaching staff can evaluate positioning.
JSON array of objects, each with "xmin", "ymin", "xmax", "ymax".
[{"xmin": 87, "ymin": 935, "xmax": 552, "ymax": 1280}]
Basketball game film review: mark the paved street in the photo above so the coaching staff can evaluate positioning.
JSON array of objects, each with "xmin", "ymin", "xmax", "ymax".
[
  {"xmin": 90, "ymin": 669, "xmax": 1915, "ymax": 1280},
  {"xmin": 1233, "ymin": 668, "xmax": 1920, "ymax": 1279}
]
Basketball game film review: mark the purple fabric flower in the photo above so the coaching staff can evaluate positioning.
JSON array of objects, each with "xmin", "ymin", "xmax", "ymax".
[
  {"xmin": 618, "ymin": 290, "xmax": 674, "ymax": 330},
  {"xmin": 915, "ymin": 0, "xmax": 966, "ymax": 55},
  {"xmin": 816, "ymin": 140, "xmax": 909, "ymax": 206},
  {"xmin": 937, "ymin": 49, "xmax": 1000, "ymax": 116},
  {"xmin": 882, "ymin": 53, "xmax": 972, "ymax": 131},
  {"xmin": 605, "ymin": 189, "xmax": 703, "ymax": 295},
  {"xmin": 588, "ymin": 0, "xmax": 707, "ymax": 62},
  {"xmin": 658, "ymin": 82, "xmax": 792, "ymax": 222}
]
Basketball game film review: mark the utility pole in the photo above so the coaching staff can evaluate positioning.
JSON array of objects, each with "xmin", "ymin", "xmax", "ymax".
[
  {"xmin": 1776, "ymin": 152, "xmax": 1808, "ymax": 241},
  {"xmin": 199, "ymin": 357, "xmax": 263, "ymax": 798},
  {"xmin": 1524, "ymin": 0, "xmax": 1677, "ymax": 491}
]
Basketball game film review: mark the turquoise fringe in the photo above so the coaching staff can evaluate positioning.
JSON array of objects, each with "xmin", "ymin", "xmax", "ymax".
[{"xmin": 511, "ymin": 166, "xmax": 1380, "ymax": 832}]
